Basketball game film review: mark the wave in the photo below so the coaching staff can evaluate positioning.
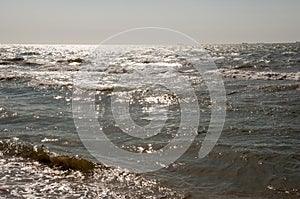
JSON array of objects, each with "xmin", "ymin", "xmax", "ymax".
[
  {"xmin": 0, "ymin": 138, "xmax": 184, "ymax": 198},
  {"xmin": 19, "ymin": 52, "xmax": 41, "ymax": 56},
  {"xmin": 1, "ymin": 57, "xmax": 85, "ymax": 68},
  {"xmin": 0, "ymin": 138, "xmax": 96, "ymax": 172},
  {"xmin": 23, "ymin": 61, "xmax": 42, "ymax": 66},
  {"xmin": 0, "ymin": 57, "xmax": 42, "ymax": 68},
  {"xmin": 0, "ymin": 61, "xmax": 11, "ymax": 65},
  {"xmin": 0, "ymin": 73, "xmax": 26, "ymax": 82},
  {"xmin": 2, "ymin": 57, "xmax": 24, "ymax": 62},
  {"xmin": 220, "ymin": 68, "xmax": 300, "ymax": 81},
  {"xmin": 57, "ymin": 58, "xmax": 85, "ymax": 64},
  {"xmin": 0, "ymin": 107, "xmax": 18, "ymax": 120}
]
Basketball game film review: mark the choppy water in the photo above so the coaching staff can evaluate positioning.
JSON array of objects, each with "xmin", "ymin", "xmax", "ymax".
[{"xmin": 0, "ymin": 43, "xmax": 299, "ymax": 198}]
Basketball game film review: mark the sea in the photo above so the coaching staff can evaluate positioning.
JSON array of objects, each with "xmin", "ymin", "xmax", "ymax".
[{"xmin": 0, "ymin": 43, "xmax": 299, "ymax": 198}]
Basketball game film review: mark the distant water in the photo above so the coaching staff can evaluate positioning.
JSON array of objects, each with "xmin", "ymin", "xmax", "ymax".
[{"xmin": 0, "ymin": 43, "xmax": 299, "ymax": 198}]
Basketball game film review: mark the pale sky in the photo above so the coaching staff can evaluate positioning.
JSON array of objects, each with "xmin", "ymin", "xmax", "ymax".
[{"xmin": 0, "ymin": 0, "xmax": 299, "ymax": 44}]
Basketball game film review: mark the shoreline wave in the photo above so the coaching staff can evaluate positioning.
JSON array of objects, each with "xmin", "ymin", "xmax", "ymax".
[
  {"xmin": 0, "ymin": 138, "xmax": 96, "ymax": 172},
  {"xmin": 0, "ymin": 138, "xmax": 185, "ymax": 198}
]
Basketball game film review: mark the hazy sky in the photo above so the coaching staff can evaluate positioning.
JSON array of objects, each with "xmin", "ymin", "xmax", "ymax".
[{"xmin": 0, "ymin": 0, "xmax": 299, "ymax": 44}]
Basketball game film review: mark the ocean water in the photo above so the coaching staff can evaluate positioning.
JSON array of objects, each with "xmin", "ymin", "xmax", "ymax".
[{"xmin": 0, "ymin": 43, "xmax": 299, "ymax": 198}]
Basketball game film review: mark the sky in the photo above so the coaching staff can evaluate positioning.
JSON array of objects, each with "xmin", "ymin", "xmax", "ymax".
[{"xmin": 0, "ymin": 0, "xmax": 299, "ymax": 44}]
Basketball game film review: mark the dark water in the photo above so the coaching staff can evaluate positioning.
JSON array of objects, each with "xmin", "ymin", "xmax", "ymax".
[{"xmin": 0, "ymin": 43, "xmax": 299, "ymax": 198}]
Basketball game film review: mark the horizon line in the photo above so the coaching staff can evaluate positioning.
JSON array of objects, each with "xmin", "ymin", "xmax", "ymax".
[{"xmin": 0, "ymin": 41, "xmax": 299, "ymax": 46}]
